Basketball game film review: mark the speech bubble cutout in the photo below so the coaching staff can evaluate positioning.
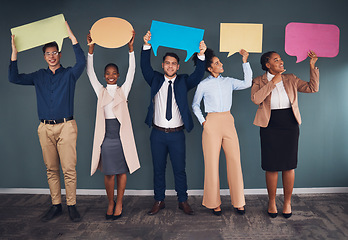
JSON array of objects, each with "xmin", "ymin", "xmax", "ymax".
[
  {"xmin": 90, "ymin": 17, "xmax": 133, "ymax": 48},
  {"xmin": 220, "ymin": 23, "xmax": 263, "ymax": 57},
  {"xmin": 285, "ymin": 22, "xmax": 340, "ymax": 63},
  {"xmin": 148, "ymin": 20, "xmax": 204, "ymax": 62},
  {"xmin": 11, "ymin": 14, "xmax": 68, "ymax": 52}
]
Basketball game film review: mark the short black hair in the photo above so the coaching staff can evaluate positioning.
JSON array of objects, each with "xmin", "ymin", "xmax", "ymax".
[
  {"xmin": 42, "ymin": 41, "xmax": 59, "ymax": 54},
  {"xmin": 260, "ymin": 51, "xmax": 277, "ymax": 71},
  {"xmin": 163, "ymin": 52, "xmax": 180, "ymax": 64},
  {"xmin": 104, "ymin": 63, "xmax": 119, "ymax": 74}
]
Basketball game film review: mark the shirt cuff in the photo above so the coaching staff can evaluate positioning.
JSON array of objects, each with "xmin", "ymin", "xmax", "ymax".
[
  {"xmin": 129, "ymin": 51, "xmax": 135, "ymax": 55},
  {"xmin": 199, "ymin": 117, "xmax": 206, "ymax": 125},
  {"xmin": 197, "ymin": 54, "xmax": 205, "ymax": 61},
  {"xmin": 88, "ymin": 53, "xmax": 93, "ymax": 57},
  {"xmin": 72, "ymin": 43, "xmax": 81, "ymax": 48},
  {"xmin": 143, "ymin": 45, "xmax": 151, "ymax": 50}
]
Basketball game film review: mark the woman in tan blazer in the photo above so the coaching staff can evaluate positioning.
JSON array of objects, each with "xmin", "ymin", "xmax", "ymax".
[
  {"xmin": 251, "ymin": 51, "xmax": 319, "ymax": 218},
  {"xmin": 87, "ymin": 31, "xmax": 140, "ymax": 220}
]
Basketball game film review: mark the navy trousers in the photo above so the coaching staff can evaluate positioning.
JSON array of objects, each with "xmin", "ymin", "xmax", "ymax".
[{"xmin": 150, "ymin": 128, "xmax": 188, "ymax": 202}]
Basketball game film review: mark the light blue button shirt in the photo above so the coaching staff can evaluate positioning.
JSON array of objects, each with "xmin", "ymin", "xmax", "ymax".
[{"xmin": 192, "ymin": 62, "xmax": 252, "ymax": 125}]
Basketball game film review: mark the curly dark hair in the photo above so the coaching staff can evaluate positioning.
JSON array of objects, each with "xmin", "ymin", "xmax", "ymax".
[{"xmin": 192, "ymin": 48, "xmax": 215, "ymax": 73}]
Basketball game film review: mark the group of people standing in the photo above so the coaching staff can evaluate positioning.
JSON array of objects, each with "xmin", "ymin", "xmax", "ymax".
[{"xmin": 8, "ymin": 21, "xmax": 319, "ymax": 222}]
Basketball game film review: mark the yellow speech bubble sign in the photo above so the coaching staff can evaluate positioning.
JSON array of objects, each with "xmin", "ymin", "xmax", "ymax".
[
  {"xmin": 11, "ymin": 14, "xmax": 68, "ymax": 52},
  {"xmin": 220, "ymin": 23, "xmax": 263, "ymax": 57},
  {"xmin": 90, "ymin": 17, "xmax": 133, "ymax": 49}
]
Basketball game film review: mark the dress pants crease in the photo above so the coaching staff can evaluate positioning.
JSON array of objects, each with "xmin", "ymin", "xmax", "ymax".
[{"xmin": 202, "ymin": 112, "xmax": 245, "ymax": 209}]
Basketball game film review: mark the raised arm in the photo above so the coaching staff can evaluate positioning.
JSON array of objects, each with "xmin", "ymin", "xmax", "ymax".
[
  {"xmin": 65, "ymin": 21, "xmax": 78, "ymax": 45},
  {"xmin": 141, "ymin": 31, "xmax": 155, "ymax": 85},
  {"xmin": 11, "ymin": 35, "xmax": 17, "ymax": 61},
  {"xmin": 186, "ymin": 40, "xmax": 207, "ymax": 90},
  {"xmin": 66, "ymin": 21, "xmax": 86, "ymax": 80},
  {"xmin": 86, "ymin": 33, "xmax": 102, "ymax": 96},
  {"xmin": 297, "ymin": 50, "xmax": 319, "ymax": 93},
  {"xmin": 231, "ymin": 49, "xmax": 253, "ymax": 90},
  {"xmin": 122, "ymin": 31, "xmax": 136, "ymax": 98},
  {"xmin": 8, "ymin": 35, "xmax": 36, "ymax": 85}
]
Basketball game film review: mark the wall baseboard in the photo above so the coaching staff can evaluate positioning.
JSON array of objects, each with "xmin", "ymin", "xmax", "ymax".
[{"xmin": 0, "ymin": 187, "xmax": 347, "ymax": 196}]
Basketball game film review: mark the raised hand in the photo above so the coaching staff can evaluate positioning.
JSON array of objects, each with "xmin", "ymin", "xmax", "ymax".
[
  {"xmin": 87, "ymin": 32, "xmax": 95, "ymax": 54},
  {"xmin": 143, "ymin": 31, "xmax": 151, "ymax": 46},
  {"xmin": 308, "ymin": 50, "xmax": 318, "ymax": 69},
  {"xmin": 239, "ymin": 49, "xmax": 249, "ymax": 63},
  {"xmin": 128, "ymin": 30, "xmax": 135, "ymax": 52},
  {"xmin": 11, "ymin": 35, "xmax": 18, "ymax": 61},
  {"xmin": 198, "ymin": 40, "xmax": 207, "ymax": 56},
  {"xmin": 65, "ymin": 21, "xmax": 77, "ymax": 45},
  {"xmin": 272, "ymin": 70, "xmax": 286, "ymax": 84}
]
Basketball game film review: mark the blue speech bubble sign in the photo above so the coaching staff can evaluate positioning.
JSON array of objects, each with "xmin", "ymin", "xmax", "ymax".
[{"xmin": 149, "ymin": 20, "xmax": 204, "ymax": 62}]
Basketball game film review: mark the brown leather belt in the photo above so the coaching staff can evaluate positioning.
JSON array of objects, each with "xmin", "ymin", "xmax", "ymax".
[{"xmin": 152, "ymin": 124, "xmax": 184, "ymax": 133}]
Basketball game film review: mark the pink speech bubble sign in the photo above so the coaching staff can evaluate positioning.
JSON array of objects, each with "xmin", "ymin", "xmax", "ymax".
[{"xmin": 285, "ymin": 22, "xmax": 340, "ymax": 63}]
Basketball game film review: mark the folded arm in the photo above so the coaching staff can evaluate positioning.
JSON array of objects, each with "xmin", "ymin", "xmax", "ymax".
[{"xmin": 251, "ymin": 77, "xmax": 276, "ymax": 105}]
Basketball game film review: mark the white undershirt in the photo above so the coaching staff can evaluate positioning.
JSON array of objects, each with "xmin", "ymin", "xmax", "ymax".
[
  {"xmin": 87, "ymin": 52, "xmax": 135, "ymax": 119},
  {"xmin": 153, "ymin": 75, "xmax": 184, "ymax": 128},
  {"xmin": 267, "ymin": 72, "xmax": 291, "ymax": 110}
]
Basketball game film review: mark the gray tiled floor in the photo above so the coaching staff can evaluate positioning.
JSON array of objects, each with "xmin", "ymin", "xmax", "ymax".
[{"xmin": 0, "ymin": 193, "xmax": 347, "ymax": 239}]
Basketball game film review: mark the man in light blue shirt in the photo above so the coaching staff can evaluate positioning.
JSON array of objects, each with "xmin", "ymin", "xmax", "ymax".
[{"xmin": 191, "ymin": 48, "xmax": 252, "ymax": 216}]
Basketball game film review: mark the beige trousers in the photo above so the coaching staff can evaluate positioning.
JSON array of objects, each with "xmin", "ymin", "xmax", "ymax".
[
  {"xmin": 37, "ymin": 119, "xmax": 78, "ymax": 205},
  {"xmin": 202, "ymin": 112, "xmax": 245, "ymax": 209}
]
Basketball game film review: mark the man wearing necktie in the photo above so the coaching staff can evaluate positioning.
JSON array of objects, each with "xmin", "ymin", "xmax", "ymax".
[{"xmin": 141, "ymin": 31, "xmax": 206, "ymax": 215}]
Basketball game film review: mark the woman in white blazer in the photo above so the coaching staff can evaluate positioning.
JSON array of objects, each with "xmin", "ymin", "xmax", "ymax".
[{"xmin": 87, "ymin": 31, "xmax": 140, "ymax": 220}]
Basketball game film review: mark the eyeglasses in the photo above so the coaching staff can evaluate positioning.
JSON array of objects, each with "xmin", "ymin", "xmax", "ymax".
[{"xmin": 44, "ymin": 51, "xmax": 59, "ymax": 56}]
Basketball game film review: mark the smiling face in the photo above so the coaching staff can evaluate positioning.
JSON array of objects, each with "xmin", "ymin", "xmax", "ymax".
[
  {"xmin": 266, "ymin": 53, "xmax": 285, "ymax": 75},
  {"xmin": 208, "ymin": 56, "xmax": 224, "ymax": 77},
  {"xmin": 104, "ymin": 66, "xmax": 119, "ymax": 85},
  {"xmin": 162, "ymin": 56, "xmax": 180, "ymax": 79},
  {"xmin": 44, "ymin": 46, "xmax": 61, "ymax": 69}
]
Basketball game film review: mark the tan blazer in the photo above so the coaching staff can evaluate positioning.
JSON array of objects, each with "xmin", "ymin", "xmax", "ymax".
[
  {"xmin": 90, "ymin": 87, "xmax": 140, "ymax": 175},
  {"xmin": 251, "ymin": 68, "xmax": 319, "ymax": 127}
]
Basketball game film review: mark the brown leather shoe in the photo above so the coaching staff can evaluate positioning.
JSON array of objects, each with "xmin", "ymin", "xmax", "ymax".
[
  {"xmin": 147, "ymin": 201, "xmax": 165, "ymax": 215},
  {"xmin": 178, "ymin": 201, "xmax": 194, "ymax": 215}
]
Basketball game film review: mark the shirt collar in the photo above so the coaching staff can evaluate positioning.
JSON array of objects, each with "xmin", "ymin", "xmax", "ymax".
[
  {"xmin": 46, "ymin": 65, "xmax": 64, "ymax": 75},
  {"xmin": 207, "ymin": 74, "xmax": 222, "ymax": 79},
  {"xmin": 164, "ymin": 75, "xmax": 177, "ymax": 83},
  {"xmin": 267, "ymin": 71, "xmax": 275, "ymax": 82},
  {"xmin": 107, "ymin": 84, "xmax": 118, "ymax": 89}
]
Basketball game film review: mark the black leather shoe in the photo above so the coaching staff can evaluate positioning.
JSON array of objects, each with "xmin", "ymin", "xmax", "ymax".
[
  {"xmin": 235, "ymin": 207, "xmax": 246, "ymax": 215},
  {"xmin": 282, "ymin": 212, "xmax": 292, "ymax": 218},
  {"xmin": 113, "ymin": 212, "xmax": 122, "ymax": 220},
  {"xmin": 68, "ymin": 205, "xmax": 81, "ymax": 222},
  {"xmin": 212, "ymin": 209, "xmax": 222, "ymax": 216},
  {"xmin": 178, "ymin": 201, "xmax": 194, "ymax": 215},
  {"xmin": 106, "ymin": 201, "xmax": 116, "ymax": 220},
  {"xmin": 147, "ymin": 201, "xmax": 165, "ymax": 215},
  {"xmin": 267, "ymin": 211, "xmax": 278, "ymax": 218},
  {"xmin": 41, "ymin": 204, "xmax": 62, "ymax": 222}
]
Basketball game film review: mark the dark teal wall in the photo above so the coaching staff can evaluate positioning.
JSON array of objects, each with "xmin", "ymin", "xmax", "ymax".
[{"xmin": 1, "ymin": 0, "xmax": 347, "ymax": 190}]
